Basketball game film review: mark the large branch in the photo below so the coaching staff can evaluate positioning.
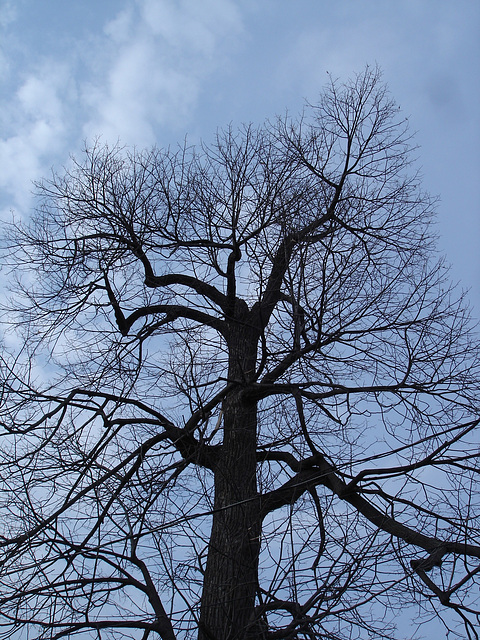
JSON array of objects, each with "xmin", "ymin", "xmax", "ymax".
[
  {"xmin": 17, "ymin": 619, "xmax": 175, "ymax": 640},
  {"xmin": 249, "ymin": 218, "xmax": 332, "ymax": 333},
  {"xmin": 144, "ymin": 272, "xmax": 230, "ymax": 312},
  {"xmin": 259, "ymin": 451, "xmax": 480, "ymax": 562},
  {"xmin": 103, "ymin": 267, "xmax": 227, "ymax": 337},
  {"xmin": 103, "ymin": 281, "xmax": 226, "ymax": 337},
  {"xmin": 246, "ymin": 380, "xmax": 445, "ymax": 402},
  {"xmin": 249, "ymin": 178, "xmax": 345, "ymax": 334},
  {"xmin": 124, "ymin": 303, "xmax": 225, "ymax": 335}
]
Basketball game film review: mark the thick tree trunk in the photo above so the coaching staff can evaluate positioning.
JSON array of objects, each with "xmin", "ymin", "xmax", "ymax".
[{"xmin": 198, "ymin": 332, "xmax": 262, "ymax": 640}]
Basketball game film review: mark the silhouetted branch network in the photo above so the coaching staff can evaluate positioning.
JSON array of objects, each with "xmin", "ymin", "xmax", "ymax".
[{"xmin": 0, "ymin": 67, "xmax": 479, "ymax": 640}]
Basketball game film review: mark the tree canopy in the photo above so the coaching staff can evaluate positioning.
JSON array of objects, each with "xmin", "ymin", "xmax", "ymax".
[{"xmin": 1, "ymin": 68, "xmax": 479, "ymax": 640}]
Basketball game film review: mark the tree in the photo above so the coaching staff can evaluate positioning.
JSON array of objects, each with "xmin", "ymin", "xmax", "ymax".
[{"xmin": 0, "ymin": 68, "xmax": 479, "ymax": 640}]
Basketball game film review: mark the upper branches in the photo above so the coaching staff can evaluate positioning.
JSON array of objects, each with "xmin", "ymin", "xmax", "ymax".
[{"xmin": 1, "ymin": 67, "xmax": 479, "ymax": 639}]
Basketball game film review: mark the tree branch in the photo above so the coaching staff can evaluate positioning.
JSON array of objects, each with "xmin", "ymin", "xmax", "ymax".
[{"xmin": 260, "ymin": 451, "xmax": 480, "ymax": 561}]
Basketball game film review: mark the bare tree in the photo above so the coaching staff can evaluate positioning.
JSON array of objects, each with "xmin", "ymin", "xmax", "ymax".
[{"xmin": 1, "ymin": 68, "xmax": 479, "ymax": 640}]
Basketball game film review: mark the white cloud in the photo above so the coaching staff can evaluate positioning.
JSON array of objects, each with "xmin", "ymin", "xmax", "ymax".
[
  {"xmin": 17, "ymin": 73, "xmax": 65, "ymax": 123},
  {"xmin": 0, "ymin": 0, "xmax": 244, "ymax": 216},
  {"xmin": 83, "ymin": 34, "xmax": 198, "ymax": 146},
  {"xmin": 82, "ymin": 0, "xmax": 243, "ymax": 146},
  {"xmin": 140, "ymin": 0, "xmax": 236, "ymax": 57},
  {"xmin": 0, "ymin": 64, "xmax": 72, "ymax": 214}
]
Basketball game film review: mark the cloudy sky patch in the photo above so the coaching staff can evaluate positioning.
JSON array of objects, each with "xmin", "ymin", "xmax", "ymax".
[
  {"xmin": 0, "ymin": 0, "xmax": 478, "ymax": 312},
  {"xmin": 81, "ymin": 0, "xmax": 243, "ymax": 145}
]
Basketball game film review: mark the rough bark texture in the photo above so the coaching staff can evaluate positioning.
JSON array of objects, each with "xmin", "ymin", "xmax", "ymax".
[{"xmin": 199, "ymin": 328, "xmax": 262, "ymax": 640}]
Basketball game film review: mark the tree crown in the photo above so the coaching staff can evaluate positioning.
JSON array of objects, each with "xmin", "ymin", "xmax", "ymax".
[{"xmin": 1, "ymin": 67, "xmax": 479, "ymax": 640}]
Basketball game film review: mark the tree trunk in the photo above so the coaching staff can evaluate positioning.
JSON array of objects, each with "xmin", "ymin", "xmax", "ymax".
[{"xmin": 198, "ymin": 332, "xmax": 262, "ymax": 640}]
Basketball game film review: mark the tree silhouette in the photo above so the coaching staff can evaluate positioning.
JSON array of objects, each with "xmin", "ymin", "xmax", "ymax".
[{"xmin": 1, "ymin": 68, "xmax": 479, "ymax": 640}]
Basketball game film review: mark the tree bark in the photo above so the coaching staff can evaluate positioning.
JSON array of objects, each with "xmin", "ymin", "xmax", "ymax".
[{"xmin": 199, "ymin": 330, "xmax": 262, "ymax": 640}]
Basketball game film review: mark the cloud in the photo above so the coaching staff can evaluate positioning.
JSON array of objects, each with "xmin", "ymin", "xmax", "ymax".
[
  {"xmin": 273, "ymin": 1, "xmax": 478, "ymax": 121},
  {"xmin": 0, "ymin": 0, "xmax": 244, "ymax": 217},
  {"xmin": 0, "ymin": 1, "xmax": 18, "ymax": 82},
  {"xmin": 82, "ymin": 0, "xmax": 243, "ymax": 147},
  {"xmin": 0, "ymin": 63, "xmax": 73, "ymax": 215},
  {"xmin": 0, "ymin": 0, "xmax": 17, "ymax": 28}
]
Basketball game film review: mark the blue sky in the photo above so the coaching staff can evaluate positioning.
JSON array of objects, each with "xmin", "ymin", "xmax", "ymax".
[{"xmin": 1, "ymin": 0, "xmax": 479, "ymax": 320}]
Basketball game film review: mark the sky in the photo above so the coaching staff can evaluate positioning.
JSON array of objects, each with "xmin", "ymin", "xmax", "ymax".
[
  {"xmin": 0, "ymin": 2, "xmax": 479, "ymax": 638},
  {"xmin": 1, "ymin": 0, "xmax": 479, "ymax": 319}
]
